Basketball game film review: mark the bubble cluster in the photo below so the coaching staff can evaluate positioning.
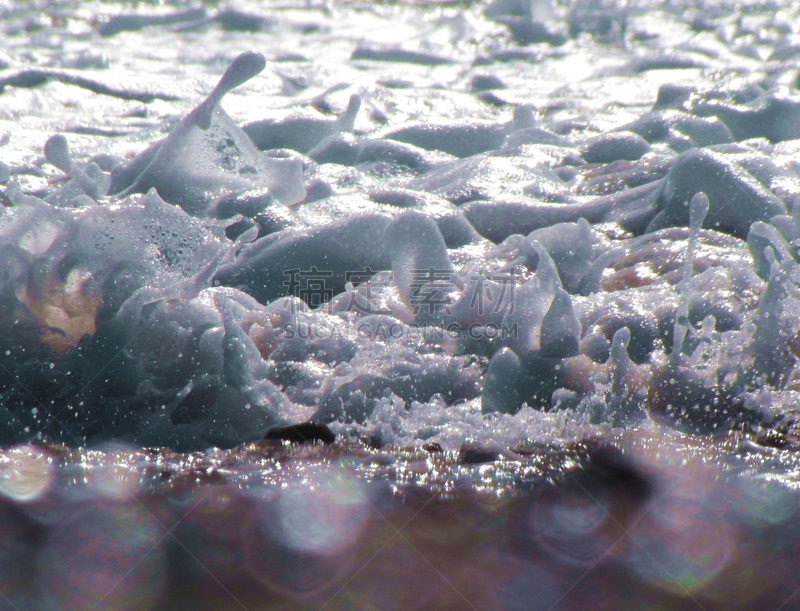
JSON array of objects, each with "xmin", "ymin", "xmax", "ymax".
[{"xmin": 3, "ymin": 1, "xmax": 800, "ymax": 457}]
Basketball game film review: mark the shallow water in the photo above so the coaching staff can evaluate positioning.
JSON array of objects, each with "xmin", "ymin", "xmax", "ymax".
[{"xmin": 3, "ymin": 0, "xmax": 800, "ymax": 608}]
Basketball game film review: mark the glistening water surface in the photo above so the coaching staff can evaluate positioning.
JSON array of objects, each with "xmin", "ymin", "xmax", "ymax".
[{"xmin": 2, "ymin": 0, "xmax": 800, "ymax": 608}]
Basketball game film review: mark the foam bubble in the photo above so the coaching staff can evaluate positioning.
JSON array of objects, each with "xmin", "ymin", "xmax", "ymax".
[{"xmin": 0, "ymin": 445, "xmax": 51, "ymax": 502}]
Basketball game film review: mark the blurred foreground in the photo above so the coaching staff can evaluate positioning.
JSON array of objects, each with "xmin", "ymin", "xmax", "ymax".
[{"xmin": 0, "ymin": 430, "xmax": 798, "ymax": 610}]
